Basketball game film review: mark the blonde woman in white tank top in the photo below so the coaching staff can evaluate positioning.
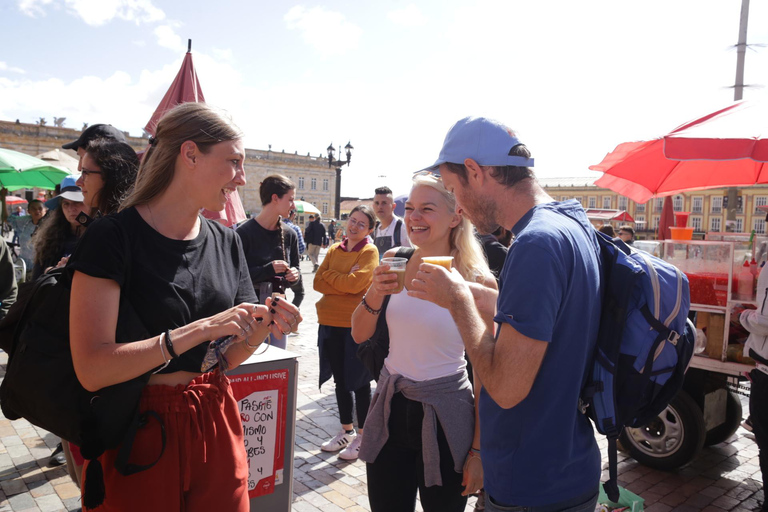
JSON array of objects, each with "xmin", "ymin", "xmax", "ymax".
[{"xmin": 351, "ymin": 176, "xmax": 496, "ymax": 512}]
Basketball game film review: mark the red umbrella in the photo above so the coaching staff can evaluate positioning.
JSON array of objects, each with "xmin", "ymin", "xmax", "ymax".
[
  {"xmin": 591, "ymin": 100, "xmax": 768, "ymax": 204},
  {"xmin": 145, "ymin": 40, "xmax": 246, "ymax": 227},
  {"xmin": 658, "ymin": 196, "xmax": 675, "ymax": 240}
]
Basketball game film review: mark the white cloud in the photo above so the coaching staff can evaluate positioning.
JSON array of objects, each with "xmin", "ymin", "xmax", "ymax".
[
  {"xmin": 154, "ymin": 23, "xmax": 185, "ymax": 52},
  {"xmin": 64, "ymin": 0, "xmax": 165, "ymax": 26},
  {"xmin": 284, "ymin": 6, "xmax": 362, "ymax": 58},
  {"xmin": 387, "ymin": 4, "xmax": 426, "ymax": 27},
  {"xmin": 18, "ymin": 0, "xmax": 55, "ymax": 17},
  {"xmin": 0, "ymin": 62, "xmax": 26, "ymax": 74}
]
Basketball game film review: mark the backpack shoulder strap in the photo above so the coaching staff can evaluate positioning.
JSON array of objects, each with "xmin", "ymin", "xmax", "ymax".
[
  {"xmin": 395, "ymin": 246, "xmax": 415, "ymax": 260},
  {"xmin": 394, "ymin": 219, "xmax": 403, "ymax": 245}
]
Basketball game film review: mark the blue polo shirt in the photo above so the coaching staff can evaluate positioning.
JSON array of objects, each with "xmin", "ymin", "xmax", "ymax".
[{"xmin": 481, "ymin": 200, "xmax": 602, "ymax": 506}]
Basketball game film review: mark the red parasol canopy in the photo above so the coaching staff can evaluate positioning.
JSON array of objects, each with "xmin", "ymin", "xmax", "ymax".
[
  {"xmin": 591, "ymin": 100, "xmax": 768, "ymax": 204},
  {"xmin": 145, "ymin": 40, "xmax": 246, "ymax": 227}
]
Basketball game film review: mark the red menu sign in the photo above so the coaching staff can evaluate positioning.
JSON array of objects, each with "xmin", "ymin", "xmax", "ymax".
[{"xmin": 230, "ymin": 369, "xmax": 289, "ymax": 498}]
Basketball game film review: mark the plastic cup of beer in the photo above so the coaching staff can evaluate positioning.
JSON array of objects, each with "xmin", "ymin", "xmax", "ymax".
[
  {"xmin": 381, "ymin": 257, "xmax": 408, "ymax": 293},
  {"xmin": 422, "ymin": 256, "xmax": 454, "ymax": 271}
]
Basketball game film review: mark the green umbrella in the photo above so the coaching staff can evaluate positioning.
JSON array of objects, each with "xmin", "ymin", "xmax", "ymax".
[{"xmin": 0, "ymin": 148, "xmax": 70, "ymax": 190}]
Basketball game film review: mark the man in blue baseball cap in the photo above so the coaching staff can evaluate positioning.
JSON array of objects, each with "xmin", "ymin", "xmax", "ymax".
[{"xmin": 410, "ymin": 117, "xmax": 602, "ymax": 512}]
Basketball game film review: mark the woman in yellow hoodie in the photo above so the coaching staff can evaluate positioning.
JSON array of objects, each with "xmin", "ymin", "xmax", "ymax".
[{"xmin": 314, "ymin": 204, "xmax": 378, "ymax": 461}]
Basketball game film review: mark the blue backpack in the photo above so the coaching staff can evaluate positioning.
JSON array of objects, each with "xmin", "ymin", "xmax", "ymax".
[{"xmin": 580, "ymin": 232, "xmax": 696, "ymax": 502}]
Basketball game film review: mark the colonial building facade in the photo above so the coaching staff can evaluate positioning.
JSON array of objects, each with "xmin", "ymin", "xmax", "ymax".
[
  {"xmin": 540, "ymin": 177, "xmax": 768, "ymax": 239},
  {"xmin": 0, "ymin": 119, "xmax": 336, "ymax": 219}
]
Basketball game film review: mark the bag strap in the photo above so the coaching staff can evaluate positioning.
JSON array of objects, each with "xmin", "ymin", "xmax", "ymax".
[{"xmin": 115, "ymin": 411, "xmax": 166, "ymax": 475}]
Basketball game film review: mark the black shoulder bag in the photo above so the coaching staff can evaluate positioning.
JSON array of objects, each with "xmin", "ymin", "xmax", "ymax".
[
  {"xmin": 0, "ymin": 221, "xmax": 164, "ymax": 509},
  {"xmin": 356, "ymin": 247, "xmax": 415, "ymax": 381}
]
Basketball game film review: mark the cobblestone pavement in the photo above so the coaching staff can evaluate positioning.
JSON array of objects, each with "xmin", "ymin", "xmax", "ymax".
[{"xmin": 0, "ymin": 252, "xmax": 764, "ymax": 511}]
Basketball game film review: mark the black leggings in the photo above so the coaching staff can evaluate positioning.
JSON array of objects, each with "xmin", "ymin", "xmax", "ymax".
[
  {"xmin": 367, "ymin": 393, "xmax": 467, "ymax": 512},
  {"xmin": 750, "ymin": 369, "xmax": 768, "ymax": 512},
  {"xmin": 324, "ymin": 326, "xmax": 371, "ymax": 428}
]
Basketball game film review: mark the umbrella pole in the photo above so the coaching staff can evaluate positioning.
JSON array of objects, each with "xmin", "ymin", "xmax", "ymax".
[{"xmin": 726, "ymin": 0, "xmax": 750, "ymax": 231}]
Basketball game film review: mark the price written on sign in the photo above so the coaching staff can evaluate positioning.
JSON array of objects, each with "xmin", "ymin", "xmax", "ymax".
[{"xmin": 240, "ymin": 389, "xmax": 278, "ymax": 491}]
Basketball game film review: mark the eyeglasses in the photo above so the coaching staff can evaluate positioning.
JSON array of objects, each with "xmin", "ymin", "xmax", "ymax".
[
  {"xmin": 347, "ymin": 218, "xmax": 369, "ymax": 230},
  {"xmin": 80, "ymin": 168, "xmax": 103, "ymax": 178}
]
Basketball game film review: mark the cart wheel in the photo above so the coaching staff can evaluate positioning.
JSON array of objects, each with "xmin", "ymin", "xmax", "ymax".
[
  {"xmin": 618, "ymin": 390, "xmax": 705, "ymax": 470},
  {"xmin": 704, "ymin": 389, "xmax": 743, "ymax": 446}
]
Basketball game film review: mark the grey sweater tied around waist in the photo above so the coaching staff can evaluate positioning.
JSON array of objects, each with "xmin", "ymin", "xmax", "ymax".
[{"xmin": 358, "ymin": 365, "xmax": 475, "ymax": 487}]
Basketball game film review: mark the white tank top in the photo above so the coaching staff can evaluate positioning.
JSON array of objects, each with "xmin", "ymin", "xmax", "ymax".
[{"xmin": 384, "ymin": 290, "xmax": 467, "ymax": 381}]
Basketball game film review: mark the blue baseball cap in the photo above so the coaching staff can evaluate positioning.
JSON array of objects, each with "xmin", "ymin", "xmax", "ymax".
[{"xmin": 417, "ymin": 116, "xmax": 534, "ymax": 176}]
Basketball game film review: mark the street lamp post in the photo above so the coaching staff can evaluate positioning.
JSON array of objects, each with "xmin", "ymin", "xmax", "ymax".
[{"xmin": 327, "ymin": 141, "xmax": 353, "ymax": 220}]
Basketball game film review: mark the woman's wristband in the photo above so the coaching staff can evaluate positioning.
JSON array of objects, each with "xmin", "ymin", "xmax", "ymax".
[
  {"xmin": 361, "ymin": 295, "xmax": 382, "ymax": 315},
  {"xmin": 165, "ymin": 329, "xmax": 179, "ymax": 359}
]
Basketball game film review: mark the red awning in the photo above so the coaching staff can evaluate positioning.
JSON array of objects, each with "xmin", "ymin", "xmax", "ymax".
[{"xmin": 584, "ymin": 209, "xmax": 635, "ymax": 223}]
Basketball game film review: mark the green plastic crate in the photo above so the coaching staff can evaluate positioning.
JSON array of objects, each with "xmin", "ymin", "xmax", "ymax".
[{"xmin": 597, "ymin": 486, "xmax": 644, "ymax": 512}]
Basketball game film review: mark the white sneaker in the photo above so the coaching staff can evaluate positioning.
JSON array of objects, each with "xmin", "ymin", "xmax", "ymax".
[
  {"xmin": 321, "ymin": 429, "xmax": 356, "ymax": 452},
  {"xmin": 338, "ymin": 434, "xmax": 362, "ymax": 460}
]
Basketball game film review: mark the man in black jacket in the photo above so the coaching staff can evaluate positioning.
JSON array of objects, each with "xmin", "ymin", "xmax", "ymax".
[{"xmin": 304, "ymin": 214, "xmax": 327, "ymax": 272}]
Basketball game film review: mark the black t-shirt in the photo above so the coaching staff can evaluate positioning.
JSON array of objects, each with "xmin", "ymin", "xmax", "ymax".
[
  {"xmin": 236, "ymin": 218, "xmax": 300, "ymax": 286},
  {"xmin": 68, "ymin": 207, "xmax": 257, "ymax": 373}
]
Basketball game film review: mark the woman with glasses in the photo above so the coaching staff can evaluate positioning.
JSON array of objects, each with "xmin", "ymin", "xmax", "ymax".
[
  {"xmin": 314, "ymin": 205, "xmax": 378, "ymax": 461},
  {"xmin": 351, "ymin": 175, "xmax": 494, "ymax": 512},
  {"xmin": 68, "ymin": 103, "xmax": 301, "ymax": 510},
  {"xmin": 76, "ymin": 138, "xmax": 139, "ymax": 217}
]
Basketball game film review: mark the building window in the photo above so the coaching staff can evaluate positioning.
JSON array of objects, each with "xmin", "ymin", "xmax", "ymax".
[
  {"xmin": 710, "ymin": 216, "xmax": 722, "ymax": 232},
  {"xmin": 574, "ymin": 196, "xmax": 583, "ymax": 205},
  {"xmin": 636, "ymin": 202, "xmax": 646, "ymax": 213},
  {"xmin": 673, "ymin": 195, "xmax": 683, "ymax": 211},
  {"xmin": 323, "ymin": 179, "xmax": 329, "ymax": 191},
  {"xmin": 602, "ymin": 196, "xmax": 611, "ymax": 209},
  {"xmin": 618, "ymin": 196, "xmax": 628, "ymax": 211},
  {"xmin": 736, "ymin": 218, "xmax": 744, "ymax": 233},
  {"xmin": 755, "ymin": 196, "xmax": 768, "ymax": 213},
  {"xmin": 298, "ymin": 177, "xmax": 305, "ymax": 190},
  {"xmin": 322, "ymin": 203, "xmax": 328, "ymax": 215},
  {"xmin": 691, "ymin": 216, "xmax": 702, "ymax": 231},
  {"xmin": 588, "ymin": 196, "xmax": 596, "ymax": 208},
  {"xmin": 311, "ymin": 178, "xmax": 317, "ymax": 190},
  {"xmin": 755, "ymin": 218, "xmax": 766, "ymax": 235},
  {"xmin": 560, "ymin": 196, "xmax": 568, "ymax": 201},
  {"xmin": 692, "ymin": 196, "xmax": 703, "ymax": 213},
  {"xmin": 652, "ymin": 216, "xmax": 660, "ymax": 229},
  {"xmin": 635, "ymin": 215, "xmax": 646, "ymax": 231},
  {"xmin": 654, "ymin": 198, "xmax": 664, "ymax": 213},
  {"xmin": 711, "ymin": 196, "xmax": 722, "ymax": 214}
]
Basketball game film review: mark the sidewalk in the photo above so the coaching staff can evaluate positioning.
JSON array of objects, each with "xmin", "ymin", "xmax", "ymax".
[{"xmin": 0, "ymin": 252, "xmax": 763, "ymax": 511}]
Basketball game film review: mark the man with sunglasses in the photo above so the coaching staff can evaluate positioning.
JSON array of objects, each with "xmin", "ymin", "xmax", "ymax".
[{"xmin": 410, "ymin": 117, "xmax": 602, "ymax": 512}]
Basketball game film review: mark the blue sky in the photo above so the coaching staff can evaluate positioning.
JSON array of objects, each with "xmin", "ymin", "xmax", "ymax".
[{"xmin": 2, "ymin": 0, "xmax": 768, "ymax": 198}]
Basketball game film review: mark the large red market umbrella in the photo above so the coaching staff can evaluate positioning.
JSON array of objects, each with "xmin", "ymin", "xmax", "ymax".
[
  {"xmin": 591, "ymin": 100, "xmax": 768, "ymax": 204},
  {"xmin": 145, "ymin": 40, "xmax": 246, "ymax": 227}
]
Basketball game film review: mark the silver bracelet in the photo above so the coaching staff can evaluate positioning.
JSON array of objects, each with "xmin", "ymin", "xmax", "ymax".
[{"xmin": 153, "ymin": 332, "xmax": 171, "ymax": 374}]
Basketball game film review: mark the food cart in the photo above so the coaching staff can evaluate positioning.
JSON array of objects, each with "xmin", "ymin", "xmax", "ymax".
[{"xmin": 618, "ymin": 234, "xmax": 764, "ymax": 470}]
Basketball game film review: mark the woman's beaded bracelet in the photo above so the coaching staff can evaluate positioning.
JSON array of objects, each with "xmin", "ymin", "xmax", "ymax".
[{"xmin": 361, "ymin": 295, "xmax": 382, "ymax": 315}]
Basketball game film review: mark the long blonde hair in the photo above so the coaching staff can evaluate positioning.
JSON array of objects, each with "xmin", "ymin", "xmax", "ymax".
[
  {"xmin": 410, "ymin": 175, "xmax": 489, "ymax": 282},
  {"xmin": 120, "ymin": 103, "xmax": 243, "ymax": 210}
]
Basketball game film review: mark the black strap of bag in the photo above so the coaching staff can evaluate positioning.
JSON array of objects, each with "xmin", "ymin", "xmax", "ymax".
[{"xmin": 356, "ymin": 247, "xmax": 415, "ymax": 380}]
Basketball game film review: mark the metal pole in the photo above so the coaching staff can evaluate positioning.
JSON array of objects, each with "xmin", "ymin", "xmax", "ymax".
[
  {"xmin": 726, "ymin": 0, "xmax": 749, "ymax": 231},
  {"xmin": 335, "ymin": 167, "xmax": 342, "ymax": 220}
]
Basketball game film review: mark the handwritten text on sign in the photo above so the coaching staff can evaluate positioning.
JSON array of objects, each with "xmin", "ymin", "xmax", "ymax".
[{"xmin": 230, "ymin": 370, "xmax": 289, "ymax": 498}]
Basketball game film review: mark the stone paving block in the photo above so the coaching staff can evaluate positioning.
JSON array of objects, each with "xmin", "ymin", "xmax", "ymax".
[
  {"xmin": 292, "ymin": 500, "xmax": 322, "ymax": 512},
  {"xmin": 318, "ymin": 502, "xmax": 345, "ymax": 512},
  {"xmin": 62, "ymin": 496, "xmax": 80, "ymax": 512},
  {"xmin": 713, "ymin": 495, "xmax": 742, "ymax": 509},
  {"xmin": 643, "ymin": 504, "xmax": 673, "ymax": 512},
  {"xmin": 7, "ymin": 491, "xmax": 36, "ymax": 510},
  {"xmin": 34, "ymin": 493, "xmax": 65, "ymax": 512},
  {"xmin": 322, "ymin": 489, "xmax": 355, "ymax": 508},
  {"xmin": 1, "ymin": 478, "xmax": 28, "ymax": 496},
  {"xmin": 52, "ymin": 482, "xmax": 79, "ymax": 501},
  {"xmin": 26, "ymin": 481, "xmax": 53, "ymax": 499},
  {"xmin": 302, "ymin": 490, "xmax": 332, "ymax": 508}
]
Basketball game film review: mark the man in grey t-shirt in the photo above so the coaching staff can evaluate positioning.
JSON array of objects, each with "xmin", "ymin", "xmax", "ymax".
[{"xmin": 372, "ymin": 186, "xmax": 410, "ymax": 259}]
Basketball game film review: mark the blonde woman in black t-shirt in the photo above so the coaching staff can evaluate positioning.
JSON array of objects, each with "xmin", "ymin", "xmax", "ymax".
[{"xmin": 68, "ymin": 103, "xmax": 302, "ymax": 511}]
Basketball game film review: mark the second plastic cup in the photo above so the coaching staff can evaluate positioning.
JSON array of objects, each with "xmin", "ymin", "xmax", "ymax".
[
  {"xmin": 381, "ymin": 257, "xmax": 408, "ymax": 293},
  {"xmin": 422, "ymin": 256, "xmax": 454, "ymax": 271}
]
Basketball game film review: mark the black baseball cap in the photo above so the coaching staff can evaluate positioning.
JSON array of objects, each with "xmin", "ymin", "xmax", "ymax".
[{"xmin": 62, "ymin": 124, "xmax": 126, "ymax": 150}]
